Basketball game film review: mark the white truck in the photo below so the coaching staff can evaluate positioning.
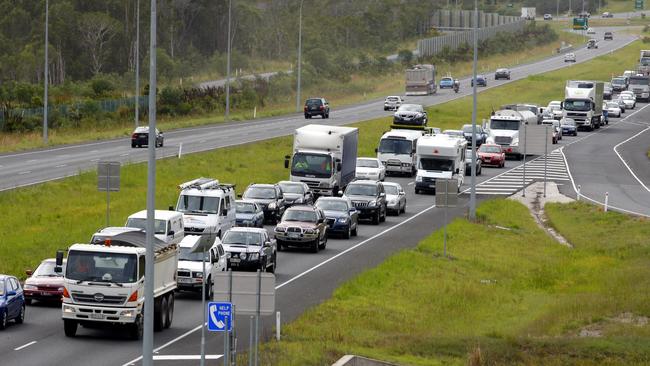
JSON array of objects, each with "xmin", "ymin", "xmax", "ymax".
[
  {"xmin": 521, "ymin": 7, "xmax": 536, "ymax": 20},
  {"xmin": 376, "ymin": 129, "xmax": 425, "ymax": 177},
  {"xmin": 175, "ymin": 178, "xmax": 236, "ymax": 243},
  {"xmin": 58, "ymin": 228, "xmax": 179, "ymax": 339},
  {"xmin": 284, "ymin": 124, "xmax": 358, "ymax": 196},
  {"xmin": 414, "ymin": 134, "xmax": 467, "ymax": 194},
  {"xmin": 125, "ymin": 210, "xmax": 185, "ymax": 245},
  {"xmin": 562, "ymin": 80, "xmax": 604, "ymax": 131},
  {"xmin": 405, "ymin": 64, "xmax": 436, "ymax": 96},
  {"xmin": 637, "ymin": 50, "xmax": 650, "ymax": 75},
  {"xmin": 486, "ymin": 109, "xmax": 537, "ymax": 159},
  {"xmin": 176, "ymin": 235, "xmax": 227, "ymax": 299}
]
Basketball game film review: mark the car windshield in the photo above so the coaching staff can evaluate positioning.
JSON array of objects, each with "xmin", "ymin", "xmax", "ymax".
[
  {"xmin": 384, "ymin": 185, "xmax": 399, "ymax": 195},
  {"xmin": 222, "ymin": 231, "xmax": 263, "ymax": 246},
  {"xmin": 612, "ymin": 78, "xmax": 626, "ymax": 85},
  {"xmin": 125, "ymin": 218, "xmax": 167, "ymax": 234},
  {"xmin": 290, "ymin": 152, "xmax": 333, "ymax": 178},
  {"xmin": 306, "ymin": 99, "xmax": 322, "ymax": 107},
  {"xmin": 34, "ymin": 261, "xmax": 66, "ymax": 277},
  {"xmin": 244, "ymin": 187, "xmax": 276, "ymax": 199},
  {"xmin": 548, "ymin": 105, "xmax": 561, "ymax": 111},
  {"xmin": 378, "ymin": 138, "xmax": 412, "ymax": 154},
  {"xmin": 346, "ymin": 184, "xmax": 378, "ymax": 196},
  {"xmin": 279, "ymin": 183, "xmax": 304, "ymax": 194},
  {"xmin": 462, "ymin": 125, "xmax": 480, "ymax": 133},
  {"xmin": 441, "ymin": 77, "xmax": 452, "ymax": 82},
  {"xmin": 0, "ymin": 280, "xmax": 4, "ymax": 295},
  {"xmin": 66, "ymin": 250, "xmax": 138, "ymax": 283},
  {"xmin": 397, "ymin": 105, "xmax": 421, "ymax": 112},
  {"xmin": 236, "ymin": 202, "xmax": 257, "ymax": 214},
  {"xmin": 479, "ymin": 145, "xmax": 501, "ymax": 153},
  {"xmin": 179, "ymin": 247, "xmax": 209, "ymax": 262},
  {"xmin": 386, "ymin": 97, "xmax": 399, "ymax": 102},
  {"xmin": 563, "ymin": 100, "xmax": 592, "ymax": 111},
  {"xmin": 357, "ymin": 159, "xmax": 379, "ymax": 168},
  {"xmin": 419, "ymin": 158, "xmax": 454, "ymax": 171},
  {"xmin": 176, "ymin": 195, "xmax": 220, "ymax": 214},
  {"xmin": 282, "ymin": 210, "xmax": 317, "ymax": 222},
  {"xmin": 315, "ymin": 200, "xmax": 348, "ymax": 211},
  {"xmin": 606, "ymin": 103, "xmax": 619, "ymax": 108},
  {"xmin": 490, "ymin": 119, "xmax": 520, "ymax": 130},
  {"xmin": 562, "ymin": 119, "xmax": 576, "ymax": 126}
]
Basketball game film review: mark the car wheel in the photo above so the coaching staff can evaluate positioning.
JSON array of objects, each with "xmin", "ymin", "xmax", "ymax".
[
  {"xmin": 160, "ymin": 140, "xmax": 164, "ymax": 148},
  {"xmin": 414, "ymin": 189, "xmax": 420, "ymax": 194},
  {"xmin": 63, "ymin": 319, "xmax": 77, "ymax": 337},
  {"xmin": 131, "ymin": 315, "xmax": 144, "ymax": 340},
  {"xmin": 165, "ymin": 293, "xmax": 174, "ymax": 328},
  {"xmin": 131, "ymin": 143, "xmax": 136, "ymax": 148},
  {"xmin": 477, "ymin": 164, "xmax": 482, "ymax": 175},
  {"xmin": 372, "ymin": 211, "xmax": 380, "ymax": 225},
  {"xmin": 379, "ymin": 206, "xmax": 386, "ymax": 222},
  {"xmin": 318, "ymin": 234, "xmax": 327, "ymax": 250},
  {"xmin": 310, "ymin": 238, "xmax": 319, "ymax": 253},
  {"xmin": 401, "ymin": 203, "xmax": 406, "ymax": 214},
  {"xmin": 15, "ymin": 305, "xmax": 25, "ymax": 324},
  {"xmin": 25, "ymin": 298, "xmax": 32, "ymax": 306},
  {"xmin": 344, "ymin": 224, "xmax": 351, "ymax": 239},
  {"xmin": 0, "ymin": 310, "xmax": 6, "ymax": 330},
  {"xmin": 352, "ymin": 222, "xmax": 358, "ymax": 236}
]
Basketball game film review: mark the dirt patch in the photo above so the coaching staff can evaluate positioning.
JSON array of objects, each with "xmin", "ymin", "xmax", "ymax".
[{"xmin": 578, "ymin": 312, "xmax": 649, "ymax": 338}]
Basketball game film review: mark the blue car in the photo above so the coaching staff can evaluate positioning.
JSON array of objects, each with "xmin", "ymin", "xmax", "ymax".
[
  {"xmin": 471, "ymin": 75, "xmax": 487, "ymax": 87},
  {"xmin": 439, "ymin": 77, "xmax": 455, "ymax": 89},
  {"xmin": 235, "ymin": 200, "xmax": 265, "ymax": 227},
  {"xmin": 315, "ymin": 197, "xmax": 359, "ymax": 239},
  {"xmin": 1, "ymin": 275, "xmax": 26, "ymax": 330}
]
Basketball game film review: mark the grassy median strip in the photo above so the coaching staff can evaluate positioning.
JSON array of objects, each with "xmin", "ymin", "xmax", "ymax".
[
  {"xmin": 0, "ymin": 40, "xmax": 645, "ymax": 278},
  {"xmin": 252, "ymin": 200, "xmax": 650, "ymax": 365}
]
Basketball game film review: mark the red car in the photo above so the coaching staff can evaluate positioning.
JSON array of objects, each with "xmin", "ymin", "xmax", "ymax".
[
  {"xmin": 23, "ymin": 258, "xmax": 66, "ymax": 305},
  {"xmin": 477, "ymin": 144, "xmax": 506, "ymax": 168}
]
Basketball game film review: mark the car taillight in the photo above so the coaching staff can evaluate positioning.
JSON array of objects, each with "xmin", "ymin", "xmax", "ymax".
[
  {"xmin": 131, "ymin": 133, "xmax": 137, "ymax": 139},
  {"xmin": 63, "ymin": 287, "xmax": 70, "ymax": 298},
  {"xmin": 320, "ymin": 105, "xmax": 324, "ymax": 110},
  {"xmin": 128, "ymin": 290, "xmax": 138, "ymax": 302}
]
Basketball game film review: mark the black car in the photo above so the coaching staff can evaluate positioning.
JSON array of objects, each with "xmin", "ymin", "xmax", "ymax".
[
  {"xmin": 278, "ymin": 181, "xmax": 314, "ymax": 207},
  {"xmin": 471, "ymin": 75, "xmax": 487, "ymax": 87},
  {"xmin": 242, "ymin": 183, "xmax": 286, "ymax": 224},
  {"xmin": 494, "ymin": 68, "xmax": 511, "ymax": 80},
  {"xmin": 315, "ymin": 197, "xmax": 359, "ymax": 239},
  {"xmin": 393, "ymin": 104, "xmax": 428, "ymax": 126},
  {"xmin": 342, "ymin": 181, "xmax": 387, "ymax": 225},
  {"xmin": 304, "ymin": 98, "xmax": 330, "ymax": 119},
  {"xmin": 221, "ymin": 228, "xmax": 276, "ymax": 273},
  {"xmin": 604, "ymin": 31, "xmax": 613, "ymax": 40},
  {"xmin": 461, "ymin": 124, "xmax": 488, "ymax": 146},
  {"xmin": 131, "ymin": 126, "xmax": 163, "ymax": 148}
]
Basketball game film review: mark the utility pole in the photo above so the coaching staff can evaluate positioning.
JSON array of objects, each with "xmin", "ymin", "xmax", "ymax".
[
  {"xmin": 43, "ymin": 0, "xmax": 49, "ymax": 144},
  {"xmin": 295, "ymin": 0, "xmax": 304, "ymax": 113},
  {"xmin": 135, "ymin": 0, "xmax": 140, "ymax": 128},
  {"xmin": 469, "ymin": 0, "xmax": 478, "ymax": 221},
  {"xmin": 225, "ymin": 0, "xmax": 232, "ymax": 120},
  {"xmin": 143, "ymin": 0, "xmax": 157, "ymax": 364}
]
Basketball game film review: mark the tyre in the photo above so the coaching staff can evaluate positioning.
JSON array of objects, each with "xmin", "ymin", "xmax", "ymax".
[
  {"xmin": 131, "ymin": 143, "xmax": 136, "ymax": 148},
  {"xmin": 477, "ymin": 164, "xmax": 482, "ymax": 175},
  {"xmin": 304, "ymin": 114, "xmax": 309, "ymax": 119},
  {"xmin": 160, "ymin": 140, "xmax": 164, "ymax": 147},
  {"xmin": 351, "ymin": 223, "xmax": 358, "ymax": 236},
  {"xmin": 63, "ymin": 319, "xmax": 77, "ymax": 337},
  {"xmin": 318, "ymin": 234, "xmax": 327, "ymax": 250},
  {"xmin": 131, "ymin": 315, "xmax": 144, "ymax": 340},
  {"xmin": 268, "ymin": 254, "xmax": 276, "ymax": 274},
  {"xmin": 159, "ymin": 296, "xmax": 169, "ymax": 330},
  {"xmin": 154, "ymin": 298, "xmax": 164, "ymax": 331},
  {"xmin": 0, "ymin": 310, "xmax": 7, "ymax": 330},
  {"xmin": 15, "ymin": 305, "xmax": 25, "ymax": 324},
  {"xmin": 401, "ymin": 203, "xmax": 406, "ymax": 214},
  {"xmin": 310, "ymin": 238, "xmax": 319, "ymax": 253},
  {"xmin": 165, "ymin": 293, "xmax": 174, "ymax": 329},
  {"xmin": 414, "ymin": 189, "xmax": 420, "ymax": 194},
  {"xmin": 25, "ymin": 298, "xmax": 32, "ymax": 306},
  {"xmin": 344, "ymin": 224, "xmax": 351, "ymax": 239},
  {"xmin": 379, "ymin": 207, "xmax": 386, "ymax": 223},
  {"xmin": 372, "ymin": 211, "xmax": 380, "ymax": 225},
  {"xmin": 205, "ymin": 277, "xmax": 213, "ymax": 300}
]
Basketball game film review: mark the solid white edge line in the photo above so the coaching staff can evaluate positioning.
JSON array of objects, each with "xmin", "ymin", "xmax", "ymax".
[
  {"xmin": 152, "ymin": 355, "xmax": 223, "ymax": 360},
  {"xmin": 121, "ymin": 202, "xmax": 439, "ymax": 366},
  {"xmin": 613, "ymin": 126, "xmax": 650, "ymax": 193},
  {"xmin": 14, "ymin": 341, "xmax": 37, "ymax": 351}
]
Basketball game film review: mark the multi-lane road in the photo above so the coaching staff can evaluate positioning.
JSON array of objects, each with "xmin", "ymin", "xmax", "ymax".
[{"xmin": 2, "ymin": 27, "xmax": 650, "ymax": 365}]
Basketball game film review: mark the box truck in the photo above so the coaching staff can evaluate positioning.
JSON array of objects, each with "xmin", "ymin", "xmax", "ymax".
[
  {"xmin": 405, "ymin": 64, "xmax": 436, "ymax": 96},
  {"xmin": 562, "ymin": 80, "xmax": 604, "ymax": 131},
  {"xmin": 414, "ymin": 134, "xmax": 467, "ymax": 194},
  {"xmin": 521, "ymin": 7, "xmax": 536, "ymax": 20}
]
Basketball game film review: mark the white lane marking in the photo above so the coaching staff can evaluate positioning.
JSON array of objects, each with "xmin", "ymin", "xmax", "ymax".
[
  {"xmin": 153, "ymin": 355, "xmax": 222, "ymax": 361},
  {"xmin": 122, "ymin": 201, "xmax": 439, "ymax": 366},
  {"xmin": 90, "ymin": 158, "xmax": 100, "ymax": 162},
  {"xmin": 14, "ymin": 341, "xmax": 37, "ymax": 351},
  {"xmin": 26, "ymin": 159, "xmax": 37, "ymax": 163},
  {"xmin": 120, "ymin": 153, "xmax": 130, "ymax": 157},
  {"xmin": 55, "ymin": 164, "xmax": 67, "ymax": 168},
  {"xmin": 613, "ymin": 126, "xmax": 650, "ymax": 193},
  {"xmin": 408, "ymin": 182, "xmax": 414, "ymax": 186},
  {"xmin": 18, "ymin": 171, "xmax": 31, "ymax": 175}
]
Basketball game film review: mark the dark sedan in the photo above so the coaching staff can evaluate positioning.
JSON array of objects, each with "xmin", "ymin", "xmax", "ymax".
[
  {"xmin": 1, "ymin": 275, "xmax": 26, "ymax": 330},
  {"xmin": 315, "ymin": 197, "xmax": 359, "ymax": 239},
  {"xmin": 131, "ymin": 126, "xmax": 163, "ymax": 148},
  {"xmin": 471, "ymin": 75, "xmax": 487, "ymax": 87},
  {"xmin": 461, "ymin": 124, "xmax": 487, "ymax": 146},
  {"xmin": 494, "ymin": 68, "xmax": 511, "ymax": 80},
  {"xmin": 393, "ymin": 104, "xmax": 428, "ymax": 126}
]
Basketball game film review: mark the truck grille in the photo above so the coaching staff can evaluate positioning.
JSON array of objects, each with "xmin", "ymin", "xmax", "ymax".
[
  {"xmin": 71, "ymin": 293, "xmax": 127, "ymax": 305},
  {"xmin": 494, "ymin": 136, "xmax": 512, "ymax": 145},
  {"xmin": 177, "ymin": 270, "xmax": 191, "ymax": 277},
  {"xmin": 185, "ymin": 227, "xmax": 204, "ymax": 233},
  {"xmin": 422, "ymin": 177, "xmax": 436, "ymax": 184},
  {"xmin": 387, "ymin": 159, "xmax": 402, "ymax": 166},
  {"xmin": 300, "ymin": 180, "xmax": 320, "ymax": 188}
]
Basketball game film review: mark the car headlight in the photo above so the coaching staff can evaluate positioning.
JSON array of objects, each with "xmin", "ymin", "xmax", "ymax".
[
  {"xmin": 274, "ymin": 226, "xmax": 286, "ymax": 233},
  {"xmin": 63, "ymin": 305, "xmax": 76, "ymax": 314},
  {"xmin": 239, "ymin": 253, "xmax": 248, "ymax": 260},
  {"xmin": 368, "ymin": 200, "xmax": 377, "ymax": 207},
  {"xmin": 511, "ymin": 138, "xmax": 519, "ymax": 147},
  {"xmin": 268, "ymin": 202, "xmax": 277, "ymax": 210},
  {"xmin": 336, "ymin": 217, "xmax": 349, "ymax": 223},
  {"xmin": 24, "ymin": 284, "xmax": 37, "ymax": 290},
  {"xmin": 120, "ymin": 309, "xmax": 136, "ymax": 317},
  {"xmin": 294, "ymin": 197, "xmax": 303, "ymax": 204},
  {"xmin": 58, "ymin": 287, "xmax": 65, "ymax": 291},
  {"xmin": 192, "ymin": 271, "xmax": 203, "ymax": 278},
  {"xmin": 416, "ymin": 175, "xmax": 423, "ymax": 182},
  {"xmin": 304, "ymin": 228, "xmax": 316, "ymax": 234},
  {"xmin": 249, "ymin": 253, "xmax": 259, "ymax": 261}
]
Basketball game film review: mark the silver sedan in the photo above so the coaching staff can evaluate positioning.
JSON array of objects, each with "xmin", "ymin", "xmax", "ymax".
[{"xmin": 383, "ymin": 182, "xmax": 406, "ymax": 215}]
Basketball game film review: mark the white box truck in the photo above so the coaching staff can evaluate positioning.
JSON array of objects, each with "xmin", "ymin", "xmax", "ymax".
[
  {"xmin": 521, "ymin": 7, "xmax": 536, "ymax": 20},
  {"xmin": 637, "ymin": 50, "xmax": 650, "ymax": 75},
  {"xmin": 284, "ymin": 124, "xmax": 358, "ymax": 196},
  {"xmin": 405, "ymin": 64, "xmax": 436, "ymax": 96},
  {"xmin": 562, "ymin": 80, "xmax": 604, "ymax": 131},
  {"xmin": 414, "ymin": 134, "xmax": 467, "ymax": 194},
  {"xmin": 376, "ymin": 129, "xmax": 425, "ymax": 177},
  {"xmin": 58, "ymin": 228, "xmax": 179, "ymax": 339},
  {"xmin": 486, "ymin": 109, "xmax": 537, "ymax": 159}
]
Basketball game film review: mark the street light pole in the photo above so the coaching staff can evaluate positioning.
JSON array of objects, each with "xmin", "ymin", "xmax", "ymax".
[
  {"xmin": 225, "ymin": 0, "xmax": 232, "ymax": 121},
  {"xmin": 469, "ymin": 0, "xmax": 478, "ymax": 221},
  {"xmin": 135, "ymin": 0, "xmax": 140, "ymax": 128},
  {"xmin": 295, "ymin": 0, "xmax": 304, "ymax": 113},
  {"xmin": 43, "ymin": 0, "xmax": 49, "ymax": 144}
]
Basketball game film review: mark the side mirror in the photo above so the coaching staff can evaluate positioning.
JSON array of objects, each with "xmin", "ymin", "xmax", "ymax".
[
  {"xmin": 380, "ymin": 192, "xmax": 386, "ymax": 197},
  {"xmin": 168, "ymin": 230, "xmax": 175, "ymax": 236},
  {"xmin": 237, "ymin": 194, "xmax": 243, "ymax": 198},
  {"xmin": 337, "ymin": 191, "xmax": 344, "ymax": 197},
  {"xmin": 374, "ymin": 148, "xmax": 378, "ymax": 153},
  {"xmin": 455, "ymin": 168, "xmax": 460, "ymax": 174},
  {"xmin": 317, "ymin": 218, "xmax": 324, "ymax": 224},
  {"xmin": 210, "ymin": 252, "xmax": 217, "ymax": 264},
  {"xmin": 263, "ymin": 241, "xmax": 271, "ymax": 247},
  {"xmin": 284, "ymin": 156, "xmax": 290, "ymax": 169},
  {"xmin": 221, "ymin": 209, "xmax": 228, "ymax": 216},
  {"xmin": 25, "ymin": 269, "xmax": 33, "ymax": 276},
  {"xmin": 337, "ymin": 164, "xmax": 342, "ymax": 172},
  {"xmin": 168, "ymin": 205, "xmax": 174, "ymax": 211},
  {"xmin": 54, "ymin": 266, "xmax": 62, "ymax": 273},
  {"xmin": 56, "ymin": 250, "xmax": 64, "ymax": 266}
]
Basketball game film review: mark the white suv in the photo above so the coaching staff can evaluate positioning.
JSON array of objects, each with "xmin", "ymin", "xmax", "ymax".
[{"xmin": 384, "ymin": 96, "xmax": 403, "ymax": 111}]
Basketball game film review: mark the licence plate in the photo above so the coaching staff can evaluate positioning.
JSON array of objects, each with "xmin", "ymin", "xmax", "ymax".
[
  {"xmin": 429, "ymin": 184, "xmax": 436, "ymax": 188},
  {"xmin": 288, "ymin": 232, "xmax": 300, "ymax": 238},
  {"xmin": 178, "ymin": 278, "xmax": 192, "ymax": 284},
  {"xmin": 230, "ymin": 258, "xmax": 240, "ymax": 263},
  {"xmin": 91, "ymin": 313, "xmax": 104, "ymax": 320}
]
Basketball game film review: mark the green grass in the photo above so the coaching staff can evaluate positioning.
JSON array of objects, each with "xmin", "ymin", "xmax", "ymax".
[
  {"xmin": 249, "ymin": 200, "xmax": 650, "ymax": 365},
  {"xmin": 0, "ymin": 27, "xmax": 583, "ymax": 153},
  {"xmin": 0, "ymin": 38, "xmax": 646, "ymax": 279}
]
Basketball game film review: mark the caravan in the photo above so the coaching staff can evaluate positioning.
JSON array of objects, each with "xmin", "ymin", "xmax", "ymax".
[{"xmin": 414, "ymin": 134, "xmax": 467, "ymax": 194}]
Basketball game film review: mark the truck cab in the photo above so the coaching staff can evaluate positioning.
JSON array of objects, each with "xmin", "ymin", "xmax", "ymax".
[
  {"xmin": 376, "ymin": 129, "xmax": 424, "ymax": 177},
  {"xmin": 627, "ymin": 75, "xmax": 650, "ymax": 102},
  {"xmin": 414, "ymin": 134, "xmax": 467, "ymax": 194},
  {"xmin": 562, "ymin": 80, "xmax": 604, "ymax": 131},
  {"xmin": 486, "ymin": 109, "xmax": 536, "ymax": 159}
]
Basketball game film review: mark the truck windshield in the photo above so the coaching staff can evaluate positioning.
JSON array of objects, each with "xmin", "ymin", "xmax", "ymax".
[
  {"xmin": 641, "ymin": 57, "xmax": 650, "ymax": 65},
  {"xmin": 125, "ymin": 218, "xmax": 167, "ymax": 234},
  {"xmin": 177, "ymin": 195, "xmax": 220, "ymax": 214},
  {"xmin": 490, "ymin": 119, "xmax": 520, "ymax": 130},
  {"xmin": 291, "ymin": 152, "xmax": 332, "ymax": 178},
  {"xmin": 66, "ymin": 251, "xmax": 138, "ymax": 283},
  {"xmin": 378, "ymin": 138, "xmax": 412, "ymax": 154},
  {"xmin": 419, "ymin": 158, "xmax": 454, "ymax": 171},
  {"xmin": 179, "ymin": 248, "xmax": 209, "ymax": 262},
  {"xmin": 563, "ymin": 100, "xmax": 592, "ymax": 111},
  {"xmin": 629, "ymin": 77, "xmax": 648, "ymax": 85}
]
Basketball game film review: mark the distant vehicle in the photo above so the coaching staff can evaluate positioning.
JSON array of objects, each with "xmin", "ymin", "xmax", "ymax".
[
  {"xmin": 415, "ymin": 134, "xmax": 467, "ymax": 194},
  {"xmin": 343, "ymin": 180, "xmax": 387, "ymax": 225},
  {"xmin": 477, "ymin": 144, "xmax": 505, "ymax": 168},
  {"xmin": 461, "ymin": 124, "xmax": 488, "ymax": 145},
  {"xmin": 604, "ymin": 31, "xmax": 613, "ymax": 40},
  {"xmin": 487, "ymin": 109, "xmax": 537, "ymax": 159},
  {"xmin": 620, "ymin": 90, "xmax": 637, "ymax": 101},
  {"xmin": 304, "ymin": 98, "xmax": 330, "ymax": 119},
  {"xmin": 439, "ymin": 76, "xmax": 456, "ymax": 89},
  {"xmin": 235, "ymin": 200, "xmax": 264, "ymax": 228},
  {"xmin": 563, "ymin": 80, "xmax": 604, "ymax": 131},
  {"xmin": 278, "ymin": 181, "xmax": 314, "ymax": 206},
  {"xmin": 502, "ymin": 103, "xmax": 544, "ymax": 123},
  {"xmin": 618, "ymin": 93, "xmax": 636, "ymax": 109},
  {"xmin": 614, "ymin": 97, "xmax": 627, "ymax": 113},
  {"xmin": 586, "ymin": 27, "xmax": 595, "ymax": 34},
  {"xmin": 176, "ymin": 235, "xmax": 226, "ymax": 298},
  {"xmin": 542, "ymin": 119, "xmax": 562, "ymax": 143},
  {"xmin": 125, "ymin": 210, "xmax": 185, "ymax": 245},
  {"xmin": 383, "ymin": 96, "xmax": 404, "ymax": 111},
  {"xmin": 431, "ymin": 127, "xmax": 442, "ymax": 134},
  {"xmin": 604, "ymin": 102, "xmax": 622, "ymax": 118},
  {"xmin": 471, "ymin": 74, "xmax": 487, "ymax": 87},
  {"xmin": 443, "ymin": 129, "xmax": 465, "ymax": 138},
  {"xmin": 521, "ymin": 7, "xmax": 536, "ymax": 20},
  {"xmin": 611, "ymin": 77, "xmax": 627, "ymax": 91},
  {"xmin": 627, "ymin": 75, "xmax": 650, "ymax": 101},
  {"xmin": 314, "ymin": 196, "xmax": 359, "ymax": 238},
  {"xmin": 603, "ymin": 82, "xmax": 613, "ymax": 100},
  {"xmin": 623, "ymin": 70, "xmax": 636, "ymax": 80},
  {"xmin": 274, "ymin": 205, "xmax": 328, "ymax": 252},
  {"xmin": 545, "ymin": 101, "xmax": 563, "ymax": 119},
  {"xmin": 376, "ymin": 129, "xmax": 424, "ymax": 177},
  {"xmin": 405, "ymin": 64, "xmax": 436, "ymax": 96},
  {"xmin": 393, "ymin": 104, "xmax": 428, "ymax": 126},
  {"xmin": 0, "ymin": 275, "xmax": 25, "ymax": 330},
  {"xmin": 131, "ymin": 126, "xmax": 163, "ymax": 148},
  {"xmin": 464, "ymin": 149, "xmax": 482, "ymax": 176},
  {"xmin": 355, "ymin": 157, "xmax": 386, "ymax": 181},
  {"xmin": 242, "ymin": 183, "xmax": 286, "ymax": 224},
  {"xmin": 543, "ymin": 13, "xmax": 553, "ymax": 20},
  {"xmin": 587, "ymin": 39, "xmax": 598, "ymax": 49},
  {"xmin": 221, "ymin": 227, "xmax": 276, "ymax": 272},
  {"xmin": 560, "ymin": 118, "xmax": 578, "ymax": 136},
  {"xmin": 382, "ymin": 182, "xmax": 407, "ymax": 215},
  {"xmin": 23, "ymin": 259, "xmax": 66, "ymax": 305},
  {"xmin": 564, "ymin": 53, "xmax": 576, "ymax": 62},
  {"xmin": 579, "ymin": 12, "xmax": 591, "ymax": 18},
  {"xmin": 494, "ymin": 68, "xmax": 511, "ymax": 80},
  {"xmin": 602, "ymin": 12, "xmax": 613, "ymax": 18}
]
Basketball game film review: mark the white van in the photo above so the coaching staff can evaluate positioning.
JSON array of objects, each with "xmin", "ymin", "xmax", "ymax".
[
  {"xmin": 125, "ymin": 210, "xmax": 185, "ymax": 245},
  {"xmin": 376, "ymin": 129, "xmax": 424, "ymax": 177}
]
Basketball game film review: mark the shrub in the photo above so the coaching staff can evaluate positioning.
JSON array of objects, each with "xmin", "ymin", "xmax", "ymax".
[{"xmin": 90, "ymin": 77, "xmax": 115, "ymax": 97}]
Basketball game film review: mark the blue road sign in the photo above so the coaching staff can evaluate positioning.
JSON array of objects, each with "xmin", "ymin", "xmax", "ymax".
[{"xmin": 207, "ymin": 302, "xmax": 232, "ymax": 332}]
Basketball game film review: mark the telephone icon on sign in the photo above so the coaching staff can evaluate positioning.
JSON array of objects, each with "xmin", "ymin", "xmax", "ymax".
[
  {"xmin": 209, "ymin": 304, "xmax": 225, "ymax": 329},
  {"xmin": 207, "ymin": 302, "xmax": 231, "ymax": 332}
]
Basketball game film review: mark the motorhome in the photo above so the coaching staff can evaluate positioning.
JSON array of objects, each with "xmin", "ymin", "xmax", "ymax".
[
  {"xmin": 414, "ymin": 134, "xmax": 467, "ymax": 194},
  {"xmin": 376, "ymin": 129, "xmax": 425, "ymax": 177},
  {"xmin": 486, "ymin": 109, "xmax": 537, "ymax": 159},
  {"xmin": 562, "ymin": 80, "xmax": 604, "ymax": 131}
]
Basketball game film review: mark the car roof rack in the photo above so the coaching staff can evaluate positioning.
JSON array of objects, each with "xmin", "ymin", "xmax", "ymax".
[{"xmin": 179, "ymin": 178, "xmax": 235, "ymax": 192}]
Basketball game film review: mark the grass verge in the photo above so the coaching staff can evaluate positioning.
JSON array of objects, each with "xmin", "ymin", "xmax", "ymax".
[
  {"xmin": 0, "ymin": 38, "xmax": 645, "ymax": 279},
  {"xmin": 251, "ymin": 200, "xmax": 650, "ymax": 365}
]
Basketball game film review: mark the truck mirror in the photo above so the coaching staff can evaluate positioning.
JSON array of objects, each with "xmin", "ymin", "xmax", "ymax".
[
  {"xmin": 284, "ymin": 158, "xmax": 289, "ymax": 169},
  {"xmin": 374, "ymin": 148, "xmax": 378, "ymax": 153},
  {"xmin": 337, "ymin": 164, "xmax": 342, "ymax": 172},
  {"xmin": 25, "ymin": 269, "xmax": 33, "ymax": 276},
  {"xmin": 168, "ymin": 205, "xmax": 174, "ymax": 211},
  {"xmin": 221, "ymin": 208, "xmax": 227, "ymax": 216},
  {"xmin": 455, "ymin": 168, "xmax": 460, "ymax": 174},
  {"xmin": 54, "ymin": 266, "xmax": 62, "ymax": 273},
  {"xmin": 56, "ymin": 250, "xmax": 64, "ymax": 266},
  {"xmin": 168, "ymin": 230, "xmax": 175, "ymax": 236}
]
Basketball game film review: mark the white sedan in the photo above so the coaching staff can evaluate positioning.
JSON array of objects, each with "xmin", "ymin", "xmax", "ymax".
[
  {"xmin": 605, "ymin": 102, "xmax": 622, "ymax": 117},
  {"xmin": 564, "ymin": 53, "xmax": 576, "ymax": 62},
  {"xmin": 355, "ymin": 157, "xmax": 386, "ymax": 181},
  {"xmin": 618, "ymin": 94, "xmax": 636, "ymax": 109},
  {"xmin": 382, "ymin": 182, "xmax": 406, "ymax": 215},
  {"xmin": 620, "ymin": 90, "xmax": 637, "ymax": 101}
]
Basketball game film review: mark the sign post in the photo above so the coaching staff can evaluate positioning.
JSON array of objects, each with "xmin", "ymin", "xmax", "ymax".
[
  {"xmin": 207, "ymin": 302, "xmax": 233, "ymax": 366},
  {"xmin": 97, "ymin": 161, "xmax": 120, "ymax": 227},
  {"xmin": 435, "ymin": 179, "xmax": 457, "ymax": 258},
  {"xmin": 636, "ymin": 0, "xmax": 644, "ymax": 10}
]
